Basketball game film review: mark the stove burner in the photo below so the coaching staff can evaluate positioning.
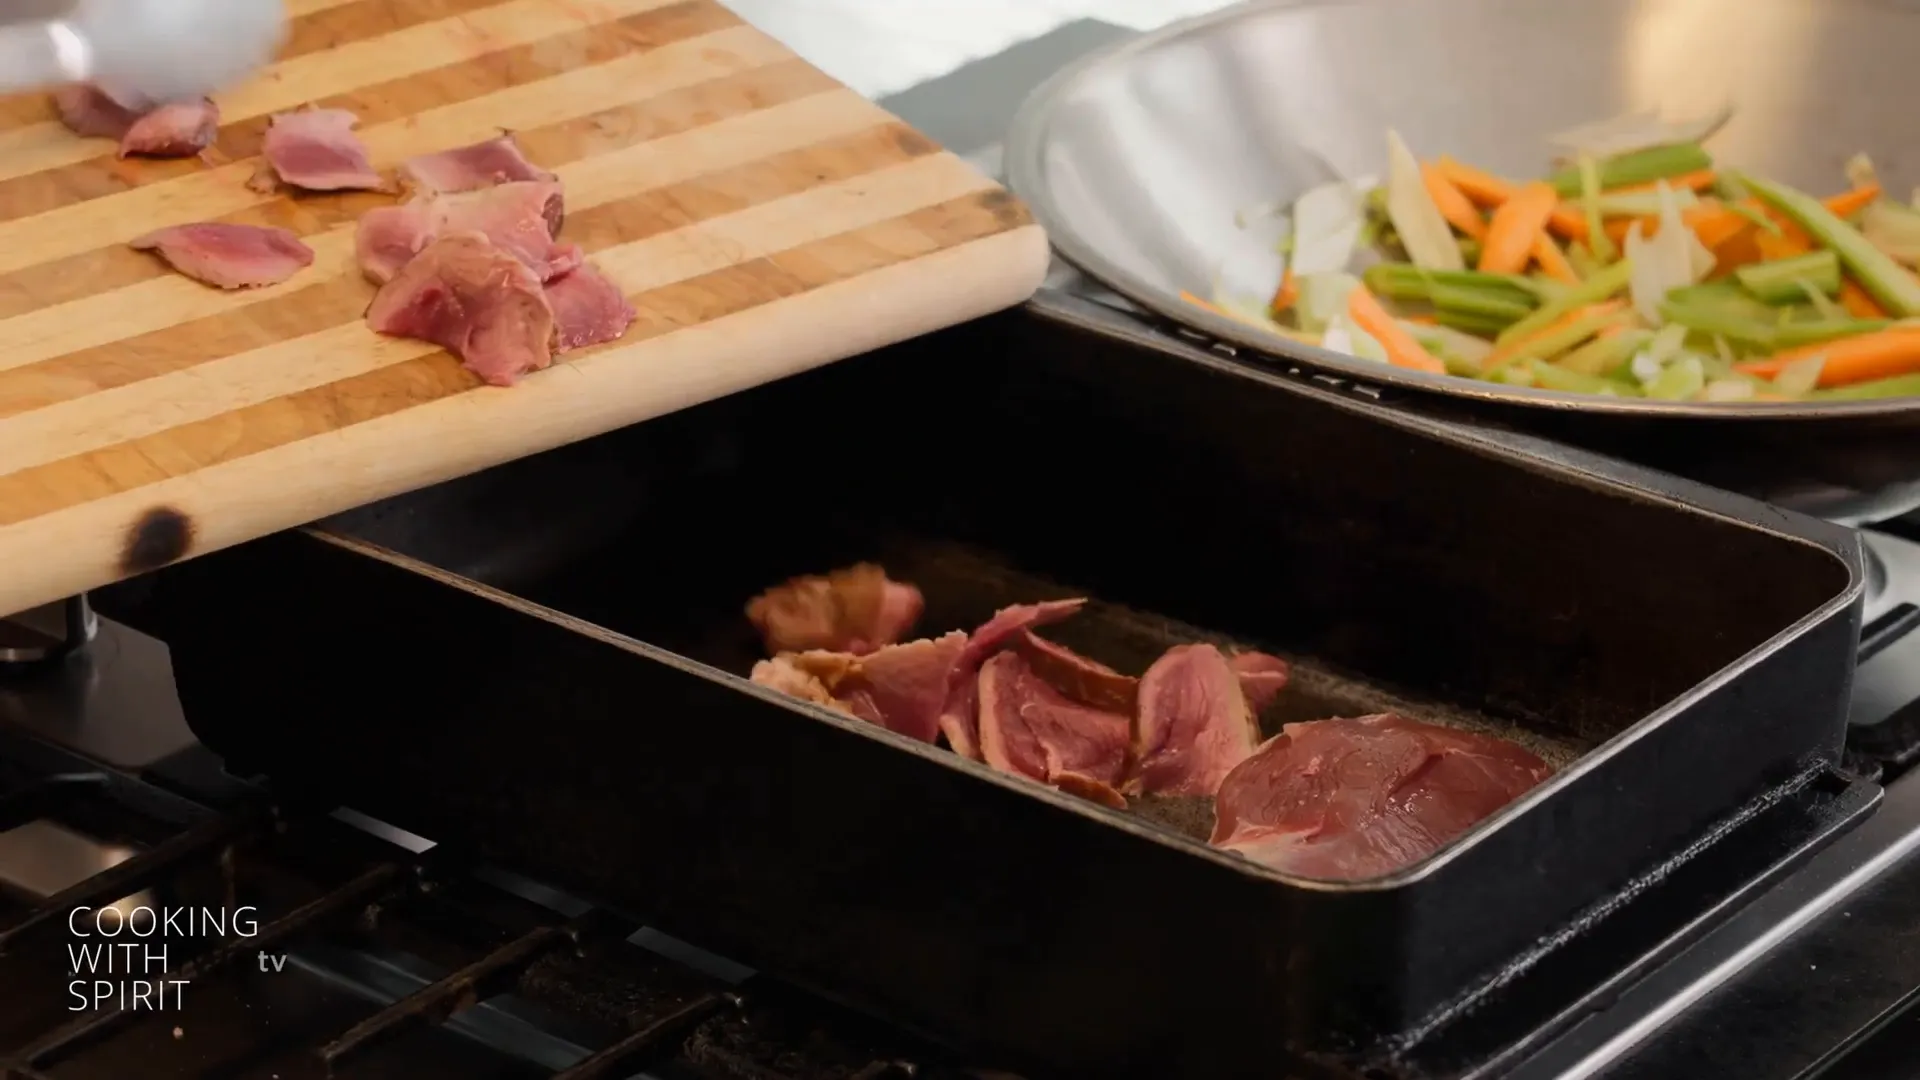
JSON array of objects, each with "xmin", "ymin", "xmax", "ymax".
[{"xmin": 0, "ymin": 597, "xmax": 98, "ymax": 669}]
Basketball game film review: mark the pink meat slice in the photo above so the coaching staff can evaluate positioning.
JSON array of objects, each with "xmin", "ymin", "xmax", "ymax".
[
  {"xmin": 402, "ymin": 135, "xmax": 558, "ymax": 208},
  {"xmin": 976, "ymin": 652, "xmax": 1130, "ymax": 801},
  {"xmin": 258, "ymin": 108, "xmax": 386, "ymax": 191},
  {"xmin": 56, "ymin": 85, "xmax": 218, "ymax": 158},
  {"xmin": 365, "ymin": 232, "xmax": 555, "ymax": 387},
  {"xmin": 129, "ymin": 223, "xmax": 315, "ymax": 289},
  {"xmin": 745, "ymin": 564, "xmax": 924, "ymax": 657},
  {"xmin": 750, "ymin": 633, "xmax": 967, "ymax": 744},
  {"xmin": 546, "ymin": 264, "xmax": 637, "ymax": 353},
  {"xmin": 1228, "ymin": 650, "xmax": 1291, "ymax": 715},
  {"xmin": 1129, "ymin": 643, "xmax": 1260, "ymax": 797},
  {"xmin": 1013, "ymin": 631, "xmax": 1138, "ymax": 715},
  {"xmin": 936, "ymin": 598, "xmax": 1087, "ymax": 760},
  {"xmin": 1210, "ymin": 714, "xmax": 1553, "ymax": 882},
  {"xmin": 356, "ymin": 181, "xmax": 581, "ymax": 284}
]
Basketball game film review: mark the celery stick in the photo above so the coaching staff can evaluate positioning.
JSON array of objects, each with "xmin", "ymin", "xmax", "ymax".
[
  {"xmin": 1658, "ymin": 302, "xmax": 1778, "ymax": 347},
  {"xmin": 1667, "ymin": 281, "xmax": 1757, "ymax": 308},
  {"xmin": 1812, "ymin": 373, "xmax": 1920, "ymax": 400},
  {"xmin": 1712, "ymin": 174, "xmax": 1752, "ymax": 203},
  {"xmin": 1495, "ymin": 258, "xmax": 1634, "ymax": 345},
  {"xmin": 1531, "ymin": 360, "xmax": 1625, "ymax": 395},
  {"xmin": 1547, "ymin": 143, "xmax": 1713, "ymax": 197},
  {"xmin": 1491, "ymin": 309, "xmax": 1624, "ymax": 370},
  {"xmin": 1741, "ymin": 173, "xmax": 1920, "ymax": 317},
  {"xmin": 1430, "ymin": 282, "xmax": 1532, "ymax": 325},
  {"xmin": 1772, "ymin": 317, "xmax": 1893, "ymax": 348},
  {"xmin": 1458, "ymin": 237, "xmax": 1484, "ymax": 265},
  {"xmin": 1578, "ymin": 154, "xmax": 1616, "ymax": 263},
  {"xmin": 1735, "ymin": 250, "xmax": 1842, "ymax": 304},
  {"xmin": 1362, "ymin": 264, "xmax": 1539, "ymax": 304},
  {"xmin": 1568, "ymin": 243, "xmax": 1603, "ymax": 280},
  {"xmin": 1436, "ymin": 310, "xmax": 1510, "ymax": 337},
  {"xmin": 1559, "ymin": 328, "xmax": 1653, "ymax": 376}
]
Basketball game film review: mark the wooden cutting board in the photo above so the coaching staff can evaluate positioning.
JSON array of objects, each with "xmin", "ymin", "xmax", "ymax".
[{"xmin": 0, "ymin": 0, "xmax": 1049, "ymax": 618}]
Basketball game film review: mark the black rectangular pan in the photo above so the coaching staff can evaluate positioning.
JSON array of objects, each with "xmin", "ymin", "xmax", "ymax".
[{"xmin": 106, "ymin": 296, "xmax": 1865, "ymax": 1078}]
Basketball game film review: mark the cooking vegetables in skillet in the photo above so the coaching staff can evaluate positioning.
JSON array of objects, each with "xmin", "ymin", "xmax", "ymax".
[{"xmin": 1190, "ymin": 110, "xmax": 1920, "ymax": 402}]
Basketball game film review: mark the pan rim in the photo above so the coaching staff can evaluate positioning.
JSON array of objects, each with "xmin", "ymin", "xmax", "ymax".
[{"xmin": 1003, "ymin": 0, "xmax": 1920, "ymax": 422}]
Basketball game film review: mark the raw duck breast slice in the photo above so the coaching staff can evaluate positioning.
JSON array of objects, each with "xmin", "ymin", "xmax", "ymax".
[
  {"xmin": 745, "ymin": 564, "xmax": 924, "ymax": 657},
  {"xmin": 937, "ymin": 598, "xmax": 1087, "ymax": 760},
  {"xmin": 355, "ymin": 181, "xmax": 580, "ymax": 284},
  {"xmin": 364, "ymin": 232, "xmax": 555, "ymax": 387},
  {"xmin": 749, "ymin": 632, "xmax": 968, "ymax": 744},
  {"xmin": 130, "ymin": 224, "xmax": 315, "ymax": 289},
  {"xmin": 546, "ymin": 264, "xmax": 638, "ymax": 353},
  {"xmin": 56, "ymin": 85, "xmax": 218, "ymax": 158},
  {"xmin": 255, "ymin": 108, "xmax": 386, "ymax": 192},
  {"xmin": 1129, "ymin": 643, "xmax": 1261, "ymax": 797},
  {"xmin": 1013, "ymin": 631, "xmax": 1139, "ymax": 715},
  {"xmin": 976, "ymin": 651, "xmax": 1130, "ymax": 807},
  {"xmin": 1210, "ymin": 713, "xmax": 1553, "ymax": 882},
  {"xmin": 1227, "ymin": 650, "xmax": 1291, "ymax": 715},
  {"xmin": 401, "ymin": 135, "xmax": 558, "ymax": 206}
]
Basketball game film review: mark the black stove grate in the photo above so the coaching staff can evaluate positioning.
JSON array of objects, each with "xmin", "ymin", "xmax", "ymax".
[{"xmin": 0, "ymin": 730, "xmax": 1004, "ymax": 1080}]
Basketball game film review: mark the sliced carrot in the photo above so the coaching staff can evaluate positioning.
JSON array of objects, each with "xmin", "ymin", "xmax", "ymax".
[
  {"xmin": 1825, "ymin": 183, "xmax": 1882, "ymax": 220},
  {"xmin": 1531, "ymin": 233, "xmax": 1580, "ymax": 283},
  {"xmin": 1179, "ymin": 290, "xmax": 1224, "ymax": 315},
  {"xmin": 1479, "ymin": 181, "xmax": 1559, "ymax": 274},
  {"xmin": 1347, "ymin": 286, "xmax": 1445, "ymax": 373},
  {"xmin": 1839, "ymin": 278, "xmax": 1889, "ymax": 319},
  {"xmin": 1755, "ymin": 228, "xmax": 1810, "ymax": 260},
  {"xmin": 1609, "ymin": 170, "xmax": 1718, "ymax": 195},
  {"xmin": 1433, "ymin": 157, "xmax": 1588, "ymax": 240},
  {"xmin": 1405, "ymin": 314, "xmax": 1441, "ymax": 325},
  {"xmin": 1421, "ymin": 164, "xmax": 1489, "ymax": 240},
  {"xmin": 1269, "ymin": 267, "xmax": 1299, "ymax": 316},
  {"xmin": 1432, "ymin": 157, "xmax": 1515, "ymax": 208},
  {"xmin": 1734, "ymin": 327, "xmax": 1920, "ymax": 386}
]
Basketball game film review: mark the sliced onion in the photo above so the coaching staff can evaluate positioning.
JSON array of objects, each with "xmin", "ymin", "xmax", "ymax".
[
  {"xmin": 1770, "ymin": 354, "xmax": 1826, "ymax": 396},
  {"xmin": 1547, "ymin": 104, "xmax": 1733, "ymax": 159},
  {"xmin": 1384, "ymin": 129, "xmax": 1464, "ymax": 271},
  {"xmin": 1289, "ymin": 180, "xmax": 1368, "ymax": 277}
]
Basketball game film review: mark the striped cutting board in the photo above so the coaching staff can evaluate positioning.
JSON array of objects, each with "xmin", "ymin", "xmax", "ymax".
[{"xmin": 0, "ymin": 0, "xmax": 1049, "ymax": 618}]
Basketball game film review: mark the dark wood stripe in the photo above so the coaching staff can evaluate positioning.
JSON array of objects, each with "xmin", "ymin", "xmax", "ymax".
[
  {"xmin": 0, "ymin": 189, "xmax": 1025, "ymax": 526},
  {"xmin": 0, "ymin": 57, "xmax": 835, "ymax": 321},
  {"xmin": 0, "ymin": 120, "xmax": 937, "ymax": 419},
  {"xmin": 0, "ymin": 0, "xmax": 522, "ymax": 136},
  {"xmin": 0, "ymin": 0, "xmax": 741, "ymax": 224}
]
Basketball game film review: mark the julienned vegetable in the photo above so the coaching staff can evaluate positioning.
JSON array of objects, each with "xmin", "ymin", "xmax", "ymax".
[{"xmin": 1197, "ymin": 119, "xmax": 1920, "ymax": 403}]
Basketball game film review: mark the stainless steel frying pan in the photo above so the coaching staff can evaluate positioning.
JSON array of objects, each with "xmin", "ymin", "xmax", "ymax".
[{"xmin": 1006, "ymin": 0, "xmax": 1920, "ymax": 522}]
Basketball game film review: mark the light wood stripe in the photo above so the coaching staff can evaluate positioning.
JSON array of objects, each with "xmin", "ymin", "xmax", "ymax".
[
  {"xmin": 0, "ymin": 0, "xmax": 740, "ymax": 224},
  {"xmin": 0, "ymin": 62, "xmax": 846, "ymax": 373},
  {"xmin": 0, "ymin": 23, "xmax": 787, "ymax": 278},
  {"xmin": 0, "ymin": 109, "xmax": 932, "ymax": 467},
  {"xmin": 0, "ymin": 174, "xmax": 1017, "ymax": 525},
  {"xmin": 0, "ymin": 0, "xmax": 696, "ymax": 183}
]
